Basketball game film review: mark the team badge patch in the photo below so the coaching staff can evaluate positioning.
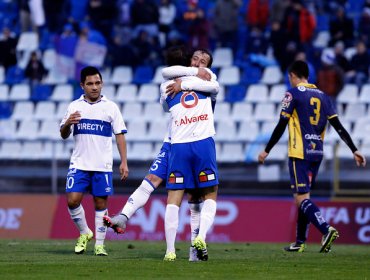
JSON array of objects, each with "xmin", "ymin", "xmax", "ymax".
[
  {"xmin": 198, "ymin": 169, "xmax": 216, "ymax": 182},
  {"xmin": 168, "ymin": 172, "xmax": 184, "ymax": 184},
  {"xmin": 281, "ymin": 92, "xmax": 293, "ymax": 109}
]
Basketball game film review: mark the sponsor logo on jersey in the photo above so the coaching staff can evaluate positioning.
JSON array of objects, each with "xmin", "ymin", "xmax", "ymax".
[
  {"xmin": 309, "ymin": 141, "xmax": 316, "ymax": 150},
  {"xmin": 105, "ymin": 187, "xmax": 111, "ymax": 192},
  {"xmin": 180, "ymin": 91, "xmax": 198, "ymax": 108},
  {"xmin": 168, "ymin": 172, "xmax": 184, "ymax": 184},
  {"xmin": 305, "ymin": 134, "xmax": 322, "ymax": 140},
  {"xmin": 175, "ymin": 114, "xmax": 209, "ymax": 126},
  {"xmin": 298, "ymin": 86, "xmax": 306, "ymax": 91},
  {"xmin": 199, "ymin": 169, "xmax": 216, "ymax": 182}
]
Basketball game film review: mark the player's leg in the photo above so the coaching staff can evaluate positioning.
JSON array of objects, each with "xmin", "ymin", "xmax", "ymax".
[
  {"xmin": 187, "ymin": 190, "xmax": 203, "ymax": 262},
  {"xmin": 163, "ymin": 142, "xmax": 190, "ymax": 261},
  {"xmin": 104, "ymin": 142, "xmax": 170, "ymax": 233},
  {"xmin": 192, "ymin": 137, "xmax": 219, "ymax": 261},
  {"xmin": 91, "ymin": 171, "xmax": 113, "ymax": 256},
  {"xmin": 164, "ymin": 189, "xmax": 184, "ymax": 261},
  {"xmin": 66, "ymin": 169, "xmax": 93, "ymax": 254},
  {"xmin": 288, "ymin": 159, "xmax": 339, "ymax": 252}
]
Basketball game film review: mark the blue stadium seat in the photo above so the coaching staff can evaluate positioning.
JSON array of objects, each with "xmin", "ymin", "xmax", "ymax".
[
  {"xmin": 30, "ymin": 84, "xmax": 53, "ymax": 101},
  {"xmin": 224, "ymin": 85, "xmax": 246, "ymax": 103},
  {"xmin": 0, "ymin": 102, "xmax": 12, "ymax": 119},
  {"xmin": 240, "ymin": 64, "xmax": 262, "ymax": 85},
  {"xmin": 5, "ymin": 66, "xmax": 25, "ymax": 85},
  {"xmin": 132, "ymin": 66, "xmax": 153, "ymax": 84}
]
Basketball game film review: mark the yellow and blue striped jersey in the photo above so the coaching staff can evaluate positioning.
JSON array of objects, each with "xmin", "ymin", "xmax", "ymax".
[{"xmin": 280, "ymin": 83, "xmax": 337, "ymax": 161}]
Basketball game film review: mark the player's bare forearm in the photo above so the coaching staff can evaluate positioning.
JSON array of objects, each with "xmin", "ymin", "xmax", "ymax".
[
  {"xmin": 116, "ymin": 134, "xmax": 129, "ymax": 180},
  {"xmin": 60, "ymin": 111, "xmax": 81, "ymax": 139}
]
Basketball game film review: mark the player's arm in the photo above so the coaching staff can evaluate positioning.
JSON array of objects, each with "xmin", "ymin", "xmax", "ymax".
[
  {"xmin": 166, "ymin": 77, "xmax": 219, "ymax": 97},
  {"xmin": 162, "ymin": 66, "xmax": 216, "ymax": 81},
  {"xmin": 60, "ymin": 111, "xmax": 81, "ymax": 139},
  {"xmin": 258, "ymin": 117, "xmax": 289, "ymax": 164},
  {"xmin": 115, "ymin": 133, "xmax": 129, "ymax": 180},
  {"xmin": 328, "ymin": 116, "xmax": 366, "ymax": 167}
]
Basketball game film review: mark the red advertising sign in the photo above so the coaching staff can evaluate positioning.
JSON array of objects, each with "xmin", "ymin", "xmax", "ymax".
[
  {"xmin": 50, "ymin": 195, "xmax": 370, "ymax": 244},
  {"xmin": 0, "ymin": 194, "xmax": 368, "ymax": 244},
  {"xmin": 0, "ymin": 194, "xmax": 57, "ymax": 239}
]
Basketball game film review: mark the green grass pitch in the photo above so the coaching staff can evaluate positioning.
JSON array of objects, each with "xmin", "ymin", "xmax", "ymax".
[{"xmin": 0, "ymin": 240, "xmax": 369, "ymax": 279}]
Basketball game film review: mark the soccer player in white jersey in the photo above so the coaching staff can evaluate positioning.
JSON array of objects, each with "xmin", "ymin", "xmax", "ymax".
[
  {"xmin": 103, "ymin": 48, "xmax": 217, "ymax": 261},
  {"xmin": 60, "ymin": 66, "xmax": 129, "ymax": 256},
  {"xmin": 161, "ymin": 47, "xmax": 219, "ymax": 262}
]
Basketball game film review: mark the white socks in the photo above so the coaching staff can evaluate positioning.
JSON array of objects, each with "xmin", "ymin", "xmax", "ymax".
[
  {"xmin": 68, "ymin": 204, "xmax": 90, "ymax": 234},
  {"xmin": 95, "ymin": 209, "xmax": 107, "ymax": 245},
  {"xmin": 189, "ymin": 202, "xmax": 202, "ymax": 245},
  {"xmin": 165, "ymin": 204, "xmax": 179, "ymax": 254},
  {"xmin": 122, "ymin": 179, "xmax": 155, "ymax": 219},
  {"xmin": 198, "ymin": 199, "xmax": 217, "ymax": 241}
]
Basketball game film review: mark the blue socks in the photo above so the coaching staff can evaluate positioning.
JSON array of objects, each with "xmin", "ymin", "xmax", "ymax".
[
  {"xmin": 299, "ymin": 199, "xmax": 329, "ymax": 236},
  {"xmin": 296, "ymin": 206, "xmax": 310, "ymax": 244}
]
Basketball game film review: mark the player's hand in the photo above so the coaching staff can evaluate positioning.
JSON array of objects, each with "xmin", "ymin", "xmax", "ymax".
[
  {"xmin": 354, "ymin": 151, "xmax": 366, "ymax": 167},
  {"xmin": 258, "ymin": 151, "xmax": 269, "ymax": 164},
  {"xmin": 119, "ymin": 162, "xmax": 129, "ymax": 181},
  {"xmin": 197, "ymin": 68, "xmax": 211, "ymax": 81},
  {"xmin": 166, "ymin": 79, "xmax": 182, "ymax": 98},
  {"xmin": 67, "ymin": 111, "xmax": 81, "ymax": 125}
]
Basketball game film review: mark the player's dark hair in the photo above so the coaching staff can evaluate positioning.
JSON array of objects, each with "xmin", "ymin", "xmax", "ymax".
[
  {"xmin": 80, "ymin": 66, "xmax": 102, "ymax": 83},
  {"xmin": 165, "ymin": 45, "xmax": 190, "ymax": 67},
  {"xmin": 194, "ymin": 48, "xmax": 213, "ymax": 67},
  {"xmin": 288, "ymin": 60, "xmax": 309, "ymax": 79}
]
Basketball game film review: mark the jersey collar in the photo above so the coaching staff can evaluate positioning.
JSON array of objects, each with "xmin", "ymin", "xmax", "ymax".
[{"xmin": 297, "ymin": 82, "xmax": 317, "ymax": 89}]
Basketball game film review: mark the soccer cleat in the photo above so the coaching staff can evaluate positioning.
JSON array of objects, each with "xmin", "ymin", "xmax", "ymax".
[
  {"xmin": 94, "ymin": 244, "xmax": 108, "ymax": 256},
  {"xmin": 320, "ymin": 226, "xmax": 339, "ymax": 253},
  {"xmin": 193, "ymin": 236, "xmax": 208, "ymax": 261},
  {"xmin": 189, "ymin": 246, "xmax": 200, "ymax": 262},
  {"xmin": 163, "ymin": 252, "xmax": 176, "ymax": 261},
  {"xmin": 74, "ymin": 229, "xmax": 93, "ymax": 254},
  {"xmin": 284, "ymin": 243, "xmax": 306, "ymax": 252},
  {"xmin": 103, "ymin": 214, "xmax": 126, "ymax": 234}
]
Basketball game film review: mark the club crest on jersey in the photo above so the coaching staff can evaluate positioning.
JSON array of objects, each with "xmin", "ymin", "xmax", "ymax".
[
  {"xmin": 168, "ymin": 171, "xmax": 184, "ymax": 184},
  {"xmin": 281, "ymin": 92, "xmax": 292, "ymax": 109},
  {"xmin": 199, "ymin": 169, "xmax": 216, "ymax": 182},
  {"xmin": 181, "ymin": 91, "xmax": 198, "ymax": 108}
]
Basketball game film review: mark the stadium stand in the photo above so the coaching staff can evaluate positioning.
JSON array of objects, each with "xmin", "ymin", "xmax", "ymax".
[{"xmin": 0, "ymin": 0, "xmax": 369, "ymax": 196}]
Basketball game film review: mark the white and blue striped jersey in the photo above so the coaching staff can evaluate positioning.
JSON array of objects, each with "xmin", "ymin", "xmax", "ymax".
[
  {"xmin": 60, "ymin": 95, "xmax": 127, "ymax": 172},
  {"xmin": 160, "ymin": 75, "xmax": 218, "ymax": 144}
]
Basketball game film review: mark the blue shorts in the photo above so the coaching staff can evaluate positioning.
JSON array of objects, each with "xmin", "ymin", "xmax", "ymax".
[
  {"xmin": 148, "ymin": 142, "xmax": 171, "ymax": 180},
  {"xmin": 288, "ymin": 158, "xmax": 321, "ymax": 194},
  {"xmin": 166, "ymin": 137, "xmax": 219, "ymax": 190},
  {"xmin": 65, "ymin": 168, "xmax": 113, "ymax": 196}
]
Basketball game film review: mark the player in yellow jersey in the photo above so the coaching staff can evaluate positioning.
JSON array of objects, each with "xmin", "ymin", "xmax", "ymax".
[{"xmin": 258, "ymin": 60, "xmax": 366, "ymax": 253}]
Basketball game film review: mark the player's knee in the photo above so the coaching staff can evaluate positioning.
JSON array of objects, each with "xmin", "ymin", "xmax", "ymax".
[{"xmin": 145, "ymin": 174, "xmax": 162, "ymax": 188}]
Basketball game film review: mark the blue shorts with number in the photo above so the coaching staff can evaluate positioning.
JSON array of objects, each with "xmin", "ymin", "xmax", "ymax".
[
  {"xmin": 166, "ymin": 137, "xmax": 219, "ymax": 190},
  {"xmin": 148, "ymin": 142, "xmax": 171, "ymax": 180},
  {"xmin": 65, "ymin": 168, "xmax": 113, "ymax": 196},
  {"xmin": 288, "ymin": 157, "xmax": 321, "ymax": 194}
]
